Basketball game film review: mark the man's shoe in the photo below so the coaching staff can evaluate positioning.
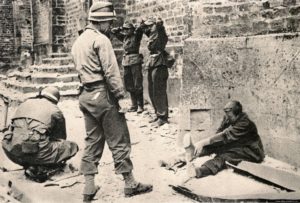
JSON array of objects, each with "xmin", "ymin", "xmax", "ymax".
[
  {"xmin": 127, "ymin": 106, "xmax": 137, "ymax": 112},
  {"xmin": 137, "ymin": 106, "xmax": 144, "ymax": 114},
  {"xmin": 148, "ymin": 117, "xmax": 158, "ymax": 123},
  {"xmin": 83, "ymin": 186, "xmax": 100, "ymax": 202},
  {"xmin": 154, "ymin": 118, "xmax": 168, "ymax": 127},
  {"xmin": 124, "ymin": 183, "xmax": 153, "ymax": 197}
]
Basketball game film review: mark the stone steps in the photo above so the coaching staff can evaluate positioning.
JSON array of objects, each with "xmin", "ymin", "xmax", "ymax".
[
  {"xmin": 30, "ymin": 64, "xmax": 77, "ymax": 73},
  {"xmin": 8, "ymin": 71, "xmax": 79, "ymax": 84},
  {"xmin": 0, "ymin": 54, "xmax": 80, "ymax": 102},
  {"xmin": 42, "ymin": 56, "xmax": 74, "ymax": 65},
  {"xmin": 3, "ymin": 78, "xmax": 80, "ymax": 94}
]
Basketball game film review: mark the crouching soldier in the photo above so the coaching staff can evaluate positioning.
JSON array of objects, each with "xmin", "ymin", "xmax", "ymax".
[{"xmin": 2, "ymin": 87, "xmax": 79, "ymax": 182}]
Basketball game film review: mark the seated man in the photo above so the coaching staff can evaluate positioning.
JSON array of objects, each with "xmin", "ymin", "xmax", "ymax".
[
  {"xmin": 2, "ymin": 87, "xmax": 78, "ymax": 182},
  {"xmin": 161, "ymin": 101, "xmax": 265, "ymax": 179}
]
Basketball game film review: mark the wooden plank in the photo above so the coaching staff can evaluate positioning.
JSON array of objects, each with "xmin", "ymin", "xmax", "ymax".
[
  {"xmin": 227, "ymin": 161, "xmax": 300, "ymax": 192},
  {"xmin": 170, "ymin": 185, "xmax": 300, "ymax": 202}
]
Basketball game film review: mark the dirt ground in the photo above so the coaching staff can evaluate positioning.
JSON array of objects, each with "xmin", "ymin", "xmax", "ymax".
[{"xmin": 0, "ymin": 99, "xmax": 299, "ymax": 203}]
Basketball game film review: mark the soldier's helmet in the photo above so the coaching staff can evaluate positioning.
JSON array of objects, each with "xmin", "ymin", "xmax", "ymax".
[
  {"xmin": 88, "ymin": 2, "xmax": 116, "ymax": 22},
  {"xmin": 41, "ymin": 86, "xmax": 60, "ymax": 104},
  {"xmin": 123, "ymin": 22, "xmax": 134, "ymax": 29}
]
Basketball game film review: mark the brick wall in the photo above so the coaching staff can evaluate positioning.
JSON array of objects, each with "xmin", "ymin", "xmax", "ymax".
[
  {"xmin": 65, "ymin": 0, "xmax": 127, "ymax": 51},
  {"xmin": 65, "ymin": 0, "xmax": 87, "ymax": 52},
  {"xmin": 52, "ymin": 0, "xmax": 67, "ymax": 52},
  {"xmin": 13, "ymin": 0, "xmax": 33, "ymax": 49},
  {"xmin": 0, "ymin": 0, "xmax": 15, "ymax": 65},
  {"xmin": 127, "ymin": 0, "xmax": 191, "ymax": 44},
  {"xmin": 190, "ymin": 0, "xmax": 300, "ymax": 37}
]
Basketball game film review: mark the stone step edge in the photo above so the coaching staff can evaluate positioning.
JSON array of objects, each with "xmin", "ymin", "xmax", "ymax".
[{"xmin": 3, "ymin": 80, "xmax": 80, "ymax": 88}]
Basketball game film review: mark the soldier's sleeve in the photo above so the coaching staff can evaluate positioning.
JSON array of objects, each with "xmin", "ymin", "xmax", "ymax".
[
  {"xmin": 111, "ymin": 28, "xmax": 125, "ymax": 42},
  {"xmin": 147, "ymin": 30, "xmax": 159, "ymax": 52},
  {"xmin": 96, "ymin": 36, "xmax": 125, "ymax": 99},
  {"xmin": 135, "ymin": 26, "xmax": 144, "ymax": 42},
  {"xmin": 216, "ymin": 115, "xmax": 229, "ymax": 133},
  {"xmin": 51, "ymin": 110, "xmax": 67, "ymax": 140},
  {"xmin": 222, "ymin": 117, "xmax": 251, "ymax": 143}
]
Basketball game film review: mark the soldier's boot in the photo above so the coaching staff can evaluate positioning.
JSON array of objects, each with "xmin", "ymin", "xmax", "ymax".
[
  {"xmin": 128, "ymin": 92, "xmax": 138, "ymax": 112},
  {"xmin": 123, "ymin": 172, "xmax": 153, "ymax": 197},
  {"xmin": 136, "ymin": 93, "xmax": 144, "ymax": 114},
  {"xmin": 83, "ymin": 174, "xmax": 100, "ymax": 202}
]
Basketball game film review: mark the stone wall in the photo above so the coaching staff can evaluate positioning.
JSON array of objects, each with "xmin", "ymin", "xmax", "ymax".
[
  {"xmin": 0, "ymin": 0, "xmax": 15, "ymax": 66},
  {"xmin": 52, "ymin": 0, "xmax": 67, "ymax": 53},
  {"xmin": 190, "ymin": 0, "xmax": 300, "ymax": 37},
  {"xmin": 180, "ymin": 0, "xmax": 300, "ymax": 166},
  {"xmin": 32, "ymin": 0, "xmax": 66, "ymax": 62},
  {"xmin": 65, "ymin": 0, "xmax": 127, "ymax": 51},
  {"xmin": 32, "ymin": 0, "xmax": 51, "ymax": 62},
  {"xmin": 13, "ymin": 0, "xmax": 33, "ymax": 50}
]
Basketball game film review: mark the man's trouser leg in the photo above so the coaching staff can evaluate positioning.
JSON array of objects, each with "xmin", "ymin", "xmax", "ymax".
[
  {"xmin": 124, "ymin": 66, "xmax": 137, "ymax": 110},
  {"xmin": 131, "ymin": 63, "xmax": 144, "ymax": 109},
  {"xmin": 148, "ymin": 68, "xmax": 156, "ymax": 114},
  {"xmin": 151, "ymin": 66, "xmax": 169, "ymax": 120},
  {"xmin": 2, "ymin": 131, "xmax": 78, "ymax": 167},
  {"xmin": 195, "ymin": 149, "xmax": 257, "ymax": 178},
  {"xmin": 79, "ymin": 88, "xmax": 133, "ymax": 193}
]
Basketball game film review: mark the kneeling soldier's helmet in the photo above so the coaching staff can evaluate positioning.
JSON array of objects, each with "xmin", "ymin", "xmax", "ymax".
[{"xmin": 41, "ymin": 86, "xmax": 60, "ymax": 104}]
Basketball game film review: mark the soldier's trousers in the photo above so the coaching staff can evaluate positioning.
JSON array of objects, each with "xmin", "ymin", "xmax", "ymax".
[
  {"xmin": 79, "ymin": 85, "xmax": 133, "ymax": 175},
  {"xmin": 196, "ymin": 147, "xmax": 264, "ymax": 178},
  {"xmin": 124, "ymin": 63, "xmax": 144, "ymax": 108},
  {"xmin": 148, "ymin": 65, "xmax": 169, "ymax": 120},
  {"xmin": 2, "ymin": 129, "xmax": 78, "ymax": 167}
]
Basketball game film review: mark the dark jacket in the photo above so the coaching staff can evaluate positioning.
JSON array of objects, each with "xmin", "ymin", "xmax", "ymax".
[
  {"xmin": 112, "ymin": 26, "xmax": 144, "ymax": 66},
  {"xmin": 144, "ymin": 23, "xmax": 169, "ymax": 68},
  {"xmin": 207, "ymin": 113, "xmax": 265, "ymax": 162}
]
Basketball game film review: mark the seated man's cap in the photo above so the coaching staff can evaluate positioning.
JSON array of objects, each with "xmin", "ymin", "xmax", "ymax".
[
  {"xmin": 88, "ymin": 2, "xmax": 116, "ymax": 22},
  {"xmin": 223, "ymin": 101, "xmax": 235, "ymax": 112},
  {"xmin": 123, "ymin": 22, "xmax": 134, "ymax": 29}
]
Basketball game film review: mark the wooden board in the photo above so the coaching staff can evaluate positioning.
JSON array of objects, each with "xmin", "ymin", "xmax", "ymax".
[
  {"xmin": 170, "ymin": 184, "xmax": 300, "ymax": 202},
  {"xmin": 226, "ymin": 161, "xmax": 300, "ymax": 192}
]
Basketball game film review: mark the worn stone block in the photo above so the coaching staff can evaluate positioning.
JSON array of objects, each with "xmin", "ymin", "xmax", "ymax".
[
  {"xmin": 215, "ymin": 6, "xmax": 233, "ymax": 13},
  {"xmin": 203, "ymin": 6, "xmax": 214, "ymax": 14},
  {"xmin": 283, "ymin": 0, "xmax": 297, "ymax": 6},
  {"xmin": 285, "ymin": 17, "xmax": 300, "ymax": 31},
  {"xmin": 203, "ymin": 14, "xmax": 229, "ymax": 25},
  {"xmin": 253, "ymin": 21, "xmax": 269, "ymax": 34},
  {"xmin": 289, "ymin": 5, "xmax": 300, "ymax": 15}
]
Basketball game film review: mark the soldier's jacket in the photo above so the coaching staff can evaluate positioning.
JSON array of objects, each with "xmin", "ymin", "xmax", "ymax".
[
  {"xmin": 11, "ymin": 97, "xmax": 66, "ymax": 140},
  {"xmin": 206, "ymin": 112, "xmax": 265, "ymax": 162},
  {"xmin": 112, "ymin": 26, "xmax": 144, "ymax": 66},
  {"xmin": 144, "ymin": 24, "xmax": 169, "ymax": 68},
  {"xmin": 71, "ymin": 24, "xmax": 125, "ymax": 99}
]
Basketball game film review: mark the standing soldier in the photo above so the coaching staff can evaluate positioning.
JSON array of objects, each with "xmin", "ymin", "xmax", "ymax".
[
  {"xmin": 143, "ymin": 18, "xmax": 170, "ymax": 127},
  {"xmin": 2, "ymin": 87, "xmax": 78, "ymax": 182},
  {"xmin": 111, "ymin": 21, "xmax": 144, "ymax": 113},
  {"xmin": 71, "ymin": 2, "xmax": 152, "ymax": 202}
]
